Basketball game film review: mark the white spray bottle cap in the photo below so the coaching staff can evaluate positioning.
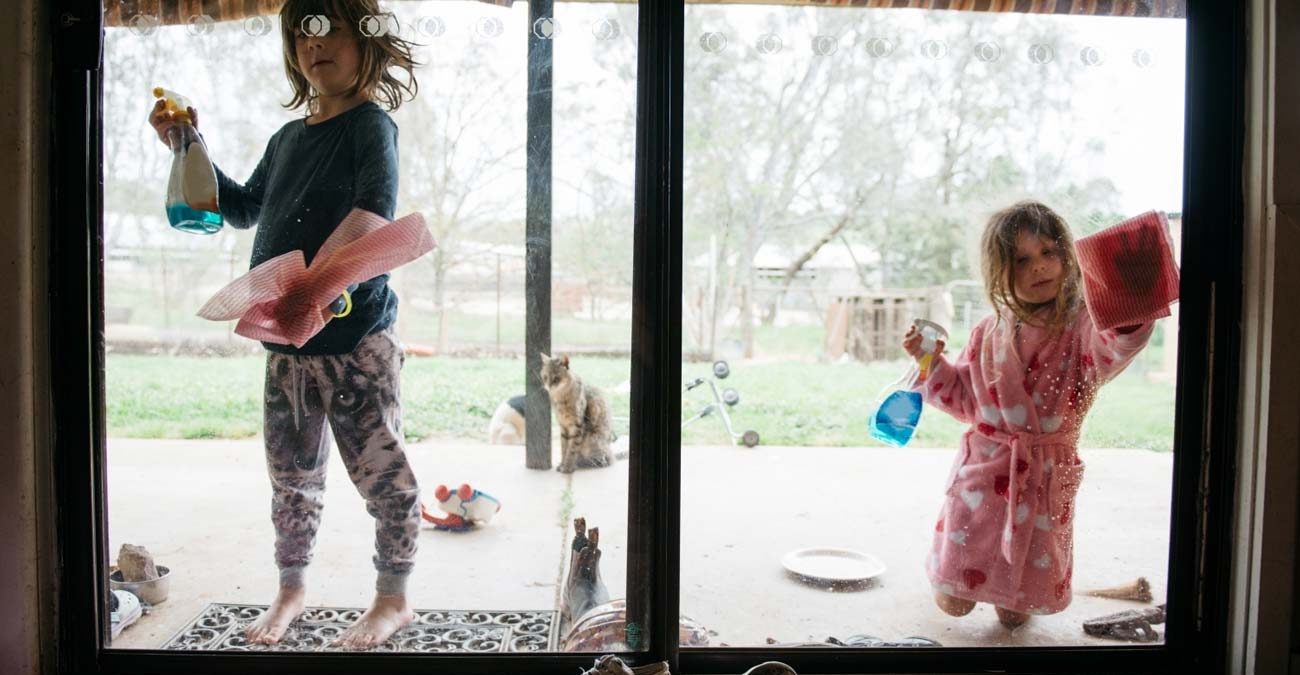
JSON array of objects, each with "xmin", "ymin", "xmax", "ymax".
[{"xmin": 913, "ymin": 318, "xmax": 948, "ymax": 354}]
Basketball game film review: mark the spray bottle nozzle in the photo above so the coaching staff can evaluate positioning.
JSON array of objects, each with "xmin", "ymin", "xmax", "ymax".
[
  {"xmin": 912, "ymin": 318, "xmax": 948, "ymax": 384},
  {"xmin": 153, "ymin": 87, "xmax": 193, "ymax": 123}
]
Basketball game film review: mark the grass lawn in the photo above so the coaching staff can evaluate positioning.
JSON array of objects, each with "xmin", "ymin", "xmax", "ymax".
[
  {"xmin": 395, "ymin": 308, "xmax": 633, "ymax": 351},
  {"xmin": 107, "ymin": 352, "xmax": 1176, "ymax": 451}
]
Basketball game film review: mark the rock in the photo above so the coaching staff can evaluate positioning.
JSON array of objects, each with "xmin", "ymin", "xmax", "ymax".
[{"xmin": 117, "ymin": 544, "xmax": 159, "ymax": 582}]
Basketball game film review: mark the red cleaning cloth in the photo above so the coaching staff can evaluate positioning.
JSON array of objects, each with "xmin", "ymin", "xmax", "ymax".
[
  {"xmin": 1075, "ymin": 210, "xmax": 1180, "ymax": 331},
  {"xmin": 198, "ymin": 209, "xmax": 436, "ymax": 347}
]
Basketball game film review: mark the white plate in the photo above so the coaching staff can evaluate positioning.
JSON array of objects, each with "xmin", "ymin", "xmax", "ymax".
[{"xmin": 781, "ymin": 547, "xmax": 886, "ymax": 583}]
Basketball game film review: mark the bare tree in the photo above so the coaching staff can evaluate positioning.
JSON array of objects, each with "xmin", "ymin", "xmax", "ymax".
[
  {"xmin": 394, "ymin": 46, "xmax": 526, "ymax": 353},
  {"xmin": 683, "ymin": 9, "xmax": 1124, "ymax": 358}
]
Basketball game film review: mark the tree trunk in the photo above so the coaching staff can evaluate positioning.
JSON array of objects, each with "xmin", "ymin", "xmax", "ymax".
[
  {"xmin": 740, "ymin": 281, "xmax": 754, "ymax": 359},
  {"xmin": 762, "ymin": 210, "xmax": 856, "ymax": 324},
  {"xmin": 740, "ymin": 228, "xmax": 758, "ymax": 359},
  {"xmin": 159, "ymin": 247, "xmax": 170, "ymax": 329},
  {"xmin": 434, "ymin": 253, "xmax": 449, "ymax": 354}
]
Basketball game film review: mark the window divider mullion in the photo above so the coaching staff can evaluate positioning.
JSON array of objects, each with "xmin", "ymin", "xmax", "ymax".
[
  {"xmin": 50, "ymin": 0, "xmax": 107, "ymax": 671},
  {"xmin": 628, "ymin": 0, "xmax": 684, "ymax": 670}
]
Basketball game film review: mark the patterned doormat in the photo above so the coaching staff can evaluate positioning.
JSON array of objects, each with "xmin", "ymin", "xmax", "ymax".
[{"xmin": 162, "ymin": 604, "xmax": 559, "ymax": 652}]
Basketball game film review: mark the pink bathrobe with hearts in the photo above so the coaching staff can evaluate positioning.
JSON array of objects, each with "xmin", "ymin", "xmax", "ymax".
[{"xmin": 917, "ymin": 307, "xmax": 1154, "ymax": 614}]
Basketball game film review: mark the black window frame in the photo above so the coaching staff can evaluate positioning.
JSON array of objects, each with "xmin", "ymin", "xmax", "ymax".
[{"xmin": 47, "ymin": 0, "xmax": 1244, "ymax": 673}]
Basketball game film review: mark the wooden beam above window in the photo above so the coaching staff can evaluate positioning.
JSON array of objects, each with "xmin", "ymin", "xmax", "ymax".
[{"xmin": 103, "ymin": 0, "xmax": 1184, "ymax": 28}]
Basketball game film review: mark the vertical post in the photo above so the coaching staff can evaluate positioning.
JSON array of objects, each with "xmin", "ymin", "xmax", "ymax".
[{"xmin": 525, "ymin": 0, "xmax": 554, "ymax": 470}]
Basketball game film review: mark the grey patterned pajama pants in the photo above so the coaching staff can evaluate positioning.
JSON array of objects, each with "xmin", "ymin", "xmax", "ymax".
[{"xmin": 262, "ymin": 330, "xmax": 420, "ymax": 595}]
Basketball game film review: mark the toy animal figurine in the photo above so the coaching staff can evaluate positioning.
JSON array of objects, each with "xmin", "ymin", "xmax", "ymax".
[
  {"xmin": 560, "ymin": 518, "xmax": 710, "ymax": 651},
  {"xmin": 421, "ymin": 483, "xmax": 501, "ymax": 532}
]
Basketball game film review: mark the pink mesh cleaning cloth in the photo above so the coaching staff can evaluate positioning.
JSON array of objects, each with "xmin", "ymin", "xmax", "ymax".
[
  {"xmin": 1075, "ymin": 210, "xmax": 1180, "ymax": 331},
  {"xmin": 198, "ymin": 209, "xmax": 436, "ymax": 347}
]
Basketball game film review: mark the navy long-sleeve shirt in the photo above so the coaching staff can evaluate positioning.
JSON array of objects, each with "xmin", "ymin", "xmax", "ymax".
[{"xmin": 215, "ymin": 101, "xmax": 401, "ymax": 356}]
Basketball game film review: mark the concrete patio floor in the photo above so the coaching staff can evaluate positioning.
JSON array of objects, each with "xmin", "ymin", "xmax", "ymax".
[{"xmin": 106, "ymin": 438, "xmax": 1172, "ymax": 651}]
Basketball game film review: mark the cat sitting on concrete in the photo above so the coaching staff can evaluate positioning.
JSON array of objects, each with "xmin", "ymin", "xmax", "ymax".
[
  {"xmin": 540, "ymin": 353, "xmax": 619, "ymax": 473},
  {"xmin": 487, "ymin": 395, "xmax": 526, "ymax": 445}
]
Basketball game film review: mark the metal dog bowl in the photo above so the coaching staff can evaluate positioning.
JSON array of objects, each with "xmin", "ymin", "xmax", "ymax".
[{"xmin": 110, "ymin": 565, "xmax": 171, "ymax": 605}]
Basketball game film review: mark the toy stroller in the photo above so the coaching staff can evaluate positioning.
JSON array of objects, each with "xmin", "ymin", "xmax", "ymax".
[{"xmin": 682, "ymin": 360, "xmax": 760, "ymax": 447}]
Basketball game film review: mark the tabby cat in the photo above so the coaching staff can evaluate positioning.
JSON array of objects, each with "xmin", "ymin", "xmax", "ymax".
[{"xmin": 540, "ymin": 353, "xmax": 618, "ymax": 472}]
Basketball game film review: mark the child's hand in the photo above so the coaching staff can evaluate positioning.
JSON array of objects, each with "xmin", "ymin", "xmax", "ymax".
[
  {"xmin": 148, "ymin": 100, "xmax": 199, "ymax": 147},
  {"xmin": 902, "ymin": 324, "xmax": 945, "ymax": 362}
]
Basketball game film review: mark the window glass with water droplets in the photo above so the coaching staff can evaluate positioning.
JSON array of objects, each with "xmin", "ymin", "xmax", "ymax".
[
  {"xmin": 681, "ymin": 3, "xmax": 1182, "ymax": 649},
  {"xmin": 102, "ymin": 0, "xmax": 642, "ymax": 655}
]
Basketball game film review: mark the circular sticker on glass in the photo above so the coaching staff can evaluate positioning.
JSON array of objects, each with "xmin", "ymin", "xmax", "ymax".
[
  {"xmin": 699, "ymin": 32, "xmax": 727, "ymax": 53},
  {"xmin": 359, "ymin": 15, "xmax": 385, "ymax": 37},
  {"xmin": 359, "ymin": 14, "xmax": 400, "ymax": 38},
  {"xmin": 1079, "ymin": 46, "xmax": 1105, "ymax": 66},
  {"xmin": 128, "ymin": 13, "xmax": 159, "ymax": 36},
  {"xmin": 755, "ymin": 33, "xmax": 782, "ymax": 55},
  {"xmin": 811, "ymin": 34, "xmax": 838, "ymax": 57},
  {"xmin": 865, "ymin": 37, "xmax": 893, "ymax": 58},
  {"xmin": 476, "ymin": 16, "xmax": 505, "ymax": 39},
  {"xmin": 592, "ymin": 18, "xmax": 620, "ymax": 40},
  {"xmin": 974, "ymin": 42, "xmax": 1001, "ymax": 62},
  {"xmin": 417, "ymin": 16, "xmax": 445, "ymax": 38},
  {"xmin": 301, "ymin": 15, "xmax": 331, "ymax": 38},
  {"xmin": 186, "ymin": 14, "xmax": 214, "ymax": 36},
  {"xmin": 1132, "ymin": 48, "xmax": 1154, "ymax": 68},
  {"xmin": 1026, "ymin": 43, "xmax": 1055, "ymax": 65},
  {"xmin": 920, "ymin": 39, "xmax": 948, "ymax": 60},
  {"xmin": 243, "ymin": 15, "xmax": 273, "ymax": 37},
  {"xmin": 533, "ymin": 17, "xmax": 558, "ymax": 40}
]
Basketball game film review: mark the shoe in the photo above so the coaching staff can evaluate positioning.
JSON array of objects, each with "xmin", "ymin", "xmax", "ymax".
[{"xmin": 110, "ymin": 590, "xmax": 141, "ymax": 640}]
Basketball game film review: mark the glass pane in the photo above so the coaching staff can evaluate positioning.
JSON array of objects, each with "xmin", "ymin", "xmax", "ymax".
[
  {"xmin": 681, "ymin": 6, "xmax": 1182, "ymax": 648},
  {"xmin": 102, "ymin": 0, "xmax": 642, "ymax": 654}
]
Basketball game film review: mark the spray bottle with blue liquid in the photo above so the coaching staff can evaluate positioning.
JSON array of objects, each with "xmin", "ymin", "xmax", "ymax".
[
  {"xmin": 155, "ymin": 87, "xmax": 223, "ymax": 234},
  {"xmin": 868, "ymin": 319, "xmax": 948, "ymax": 447}
]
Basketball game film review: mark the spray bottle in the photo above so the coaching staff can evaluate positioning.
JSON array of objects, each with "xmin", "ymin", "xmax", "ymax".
[
  {"xmin": 868, "ymin": 319, "xmax": 948, "ymax": 447},
  {"xmin": 155, "ymin": 87, "xmax": 222, "ymax": 234}
]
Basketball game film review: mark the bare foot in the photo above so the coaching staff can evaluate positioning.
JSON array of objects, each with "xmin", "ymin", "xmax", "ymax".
[
  {"xmin": 332, "ymin": 593, "xmax": 416, "ymax": 650},
  {"xmin": 246, "ymin": 586, "xmax": 306, "ymax": 645},
  {"xmin": 995, "ymin": 606, "xmax": 1031, "ymax": 629},
  {"xmin": 934, "ymin": 591, "xmax": 975, "ymax": 617}
]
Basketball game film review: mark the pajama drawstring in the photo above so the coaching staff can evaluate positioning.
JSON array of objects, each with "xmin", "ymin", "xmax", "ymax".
[{"xmin": 288, "ymin": 357, "xmax": 307, "ymax": 431}]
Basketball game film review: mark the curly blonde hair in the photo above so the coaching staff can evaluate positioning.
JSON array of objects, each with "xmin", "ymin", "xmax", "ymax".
[
  {"xmin": 278, "ymin": 0, "xmax": 419, "ymax": 113},
  {"xmin": 980, "ymin": 200, "xmax": 1082, "ymax": 333}
]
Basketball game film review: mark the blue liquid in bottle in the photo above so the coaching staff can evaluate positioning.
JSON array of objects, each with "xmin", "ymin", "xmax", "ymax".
[
  {"xmin": 867, "ymin": 319, "xmax": 946, "ymax": 447},
  {"xmin": 167, "ymin": 203, "xmax": 223, "ymax": 234},
  {"xmin": 163, "ymin": 118, "xmax": 222, "ymax": 235},
  {"xmin": 868, "ymin": 390, "xmax": 924, "ymax": 447}
]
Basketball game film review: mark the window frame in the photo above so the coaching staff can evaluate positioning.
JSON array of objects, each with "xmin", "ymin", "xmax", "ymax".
[{"xmin": 46, "ymin": 0, "xmax": 1244, "ymax": 673}]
